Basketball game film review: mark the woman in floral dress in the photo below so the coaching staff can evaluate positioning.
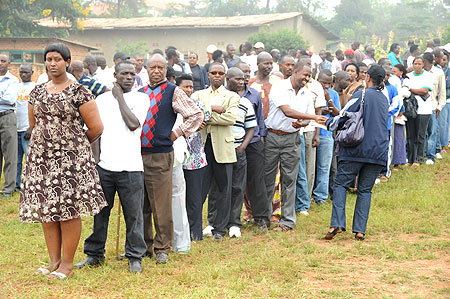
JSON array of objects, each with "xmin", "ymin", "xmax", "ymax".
[{"xmin": 19, "ymin": 44, "xmax": 107, "ymax": 279}]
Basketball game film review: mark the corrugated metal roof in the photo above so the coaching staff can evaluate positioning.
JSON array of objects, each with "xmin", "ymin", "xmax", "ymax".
[
  {"xmin": 0, "ymin": 37, "xmax": 98, "ymax": 50},
  {"xmin": 36, "ymin": 12, "xmax": 339, "ymax": 40},
  {"xmin": 37, "ymin": 12, "xmax": 302, "ymax": 29}
]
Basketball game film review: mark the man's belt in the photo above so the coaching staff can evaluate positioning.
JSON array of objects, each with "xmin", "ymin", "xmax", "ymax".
[
  {"xmin": 268, "ymin": 128, "xmax": 290, "ymax": 135},
  {"xmin": 0, "ymin": 110, "xmax": 13, "ymax": 117}
]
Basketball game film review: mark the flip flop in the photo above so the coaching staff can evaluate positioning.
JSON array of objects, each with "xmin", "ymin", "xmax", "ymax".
[
  {"xmin": 48, "ymin": 271, "xmax": 73, "ymax": 280},
  {"xmin": 35, "ymin": 267, "xmax": 51, "ymax": 275}
]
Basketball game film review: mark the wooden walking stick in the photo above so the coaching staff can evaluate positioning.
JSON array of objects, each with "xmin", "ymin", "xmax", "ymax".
[{"xmin": 115, "ymin": 200, "xmax": 121, "ymax": 260}]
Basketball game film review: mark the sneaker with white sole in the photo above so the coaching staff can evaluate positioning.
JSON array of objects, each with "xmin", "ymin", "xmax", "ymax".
[
  {"xmin": 299, "ymin": 210, "xmax": 309, "ymax": 216},
  {"xmin": 426, "ymin": 159, "xmax": 435, "ymax": 165},
  {"xmin": 202, "ymin": 225, "xmax": 214, "ymax": 237},
  {"xmin": 228, "ymin": 226, "xmax": 241, "ymax": 238},
  {"xmin": 435, "ymin": 153, "xmax": 443, "ymax": 159},
  {"xmin": 374, "ymin": 178, "xmax": 380, "ymax": 184}
]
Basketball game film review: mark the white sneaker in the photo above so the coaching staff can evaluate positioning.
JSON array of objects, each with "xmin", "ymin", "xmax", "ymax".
[
  {"xmin": 228, "ymin": 226, "xmax": 241, "ymax": 238},
  {"xmin": 299, "ymin": 210, "xmax": 309, "ymax": 216},
  {"xmin": 202, "ymin": 225, "xmax": 214, "ymax": 237},
  {"xmin": 426, "ymin": 159, "xmax": 435, "ymax": 165},
  {"xmin": 435, "ymin": 153, "xmax": 443, "ymax": 159},
  {"xmin": 375, "ymin": 178, "xmax": 380, "ymax": 185}
]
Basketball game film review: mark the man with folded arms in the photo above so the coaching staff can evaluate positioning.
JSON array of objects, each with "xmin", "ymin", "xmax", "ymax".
[{"xmin": 264, "ymin": 61, "xmax": 327, "ymax": 231}]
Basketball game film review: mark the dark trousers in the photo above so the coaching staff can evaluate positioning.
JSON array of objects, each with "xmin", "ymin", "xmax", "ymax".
[
  {"xmin": 245, "ymin": 140, "xmax": 270, "ymax": 226},
  {"xmin": 184, "ymin": 167, "xmax": 206, "ymax": 240},
  {"xmin": 406, "ymin": 114, "xmax": 430, "ymax": 164},
  {"xmin": 0, "ymin": 111, "xmax": 17, "ymax": 194},
  {"xmin": 142, "ymin": 152, "xmax": 174, "ymax": 255},
  {"xmin": 84, "ymin": 166, "xmax": 146, "ymax": 261},
  {"xmin": 331, "ymin": 161, "xmax": 383, "ymax": 234},
  {"xmin": 202, "ymin": 137, "xmax": 233, "ymax": 237}
]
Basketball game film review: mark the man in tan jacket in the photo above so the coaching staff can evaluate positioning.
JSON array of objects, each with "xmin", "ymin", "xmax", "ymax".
[{"xmin": 191, "ymin": 62, "xmax": 239, "ymax": 242}]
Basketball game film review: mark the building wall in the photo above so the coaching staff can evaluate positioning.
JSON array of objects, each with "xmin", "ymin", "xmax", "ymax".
[
  {"xmin": 296, "ymin": 17, "xmax": 327, "ymax": 52},
  {"xmin": 68, "ymin": 17, "xmax": 330, "ymax": 65},
  {"xmin": 0, "ymin": 38, "xmax": 93, "ymax": 80}
]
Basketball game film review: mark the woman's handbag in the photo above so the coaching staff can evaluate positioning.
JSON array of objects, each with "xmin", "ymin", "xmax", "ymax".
[
  {"xmin": 403, "ymin": 93, "xmax": 418, "ymax": 119},
  {"xmin": 335, "ymin": 89, "xmax": 365, "ymax": 147}
]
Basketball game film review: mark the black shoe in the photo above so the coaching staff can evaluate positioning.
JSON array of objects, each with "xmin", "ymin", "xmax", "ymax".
[
  {"xmin": 324, "ymin": 227, "xmax": 344, "ymax": 240},
  {"xmin": 74, "ymin": 256, "xmax": 104, "ymax": 269},
  {"xmin": 213, "ymin": 233, "xmax": 223, "ymax": 242},
  {"xmin": 155, "ymin": 252, "xmax": 169, "ymax": 264},
  {"xmin": 128, "ymin": 259, "xmax": 142, "ymax": 273},
  {"xmin": 142, "ymin": 251, "xmax": 153, "ymax": 259}
]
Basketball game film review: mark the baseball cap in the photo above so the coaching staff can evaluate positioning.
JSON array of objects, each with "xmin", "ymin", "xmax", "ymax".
[
  {"xmin": 254, "ymin": 42, "xmax": 265, "ymax": 49},
  {"xmin": 344, "ymin": 49, "xmax": 355, "ymax": 56},
  {"xmin": 113, "ymin": 52, "xmax": 130, "ymax": 61},
  {"xmin": 207, "ymin": 44, "xmax": 217, "ymax": 54},
  {"xmin": 442, "ymin": 43, "xmax": 450, "ymax": 54}
]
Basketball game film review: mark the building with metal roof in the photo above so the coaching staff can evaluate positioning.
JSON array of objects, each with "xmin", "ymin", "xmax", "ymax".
[{"xmin": 37, "ymin": 12, "xmax": 339, "ymax": 65}]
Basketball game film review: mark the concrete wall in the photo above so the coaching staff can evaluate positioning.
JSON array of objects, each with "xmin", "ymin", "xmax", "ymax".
[
  {"xmin": 68, "ymin": 16, "xmax": 331, "ymax": 65},
  {"xmin": 70, "ymin": 27, "xmax": 259, "ymax": 66}
]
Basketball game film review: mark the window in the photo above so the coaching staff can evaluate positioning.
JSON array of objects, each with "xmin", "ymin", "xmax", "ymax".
[{"xmin": 11, "ymin": 53, "xmax": 22, "ymax": 62}]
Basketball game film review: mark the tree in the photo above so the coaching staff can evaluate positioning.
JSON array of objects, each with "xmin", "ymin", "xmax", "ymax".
[
  {"xmin": 86, "ymin": 0, "xmax": 149, "ymax": 17},
  {"xmin": 247, "ymin": 28, "xmax": 309, "ymax": 56},
  {"xmin": 115, "ymin": 40, "xmax": 149, "ymax": 57},
  {"xmin": 0, "ymin": 0, "xmax": 89, "ymax": 37},
  {"xmin": 274, "ymin": 0, "xmax": 324, "ymax": 17}
]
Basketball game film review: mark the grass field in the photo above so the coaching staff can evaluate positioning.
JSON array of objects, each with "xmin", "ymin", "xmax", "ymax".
[{"xmin": 1, "ymin": 155, "xmax": 449, "ymax": 298}]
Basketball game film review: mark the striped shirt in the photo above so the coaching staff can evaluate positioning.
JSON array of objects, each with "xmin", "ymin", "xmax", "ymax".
[
  {"xmin": 78, "ymin": 74, "xmax": 107, "ymax": 97},
  {"xmin": 232, "ymin": 97, "xmax": 257, "ymax": 147}
]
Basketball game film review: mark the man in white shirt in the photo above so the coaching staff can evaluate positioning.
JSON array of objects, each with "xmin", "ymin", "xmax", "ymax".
[
  {"xmin": 76, "ymin": 61, "xmax": 150, "ymax": 273},
  {"xmin": 331, "ymin": 49, "xmax": 344, "ymax": 74},
  {"xmin": 15, "ymin": 64, "xmax": 35, "ymax": 191},
  {"xmin": 264, "ymin": 61, "xmax": 327, "ymax": 231}
]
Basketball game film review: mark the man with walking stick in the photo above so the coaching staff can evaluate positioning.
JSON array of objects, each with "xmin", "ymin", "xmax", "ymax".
[{"xmin": 75, "ymin": 61, "xmax": 149, "ymax": 273}]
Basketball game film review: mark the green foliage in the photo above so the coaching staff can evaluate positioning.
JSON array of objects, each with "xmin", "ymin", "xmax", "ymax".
[
  {"xmin": 199, "ymin": 0, "xmax": 262, "ymax": 17},
  {"xmin": 0, "ymin": 0, "xmax": 88, "ymax": 37},
  {"xmin": 248, "ymin": 28, "xmax": 309, "ymax": 56},
  {"xmin": 115, "ymin": 40, "xmax": 149, "ymax": 57},
  {"xmin": 87, "ymin": 0, "xmax": 149, "ymax": 17},
  {"xmin": 440, "ymin": 24, "xmax": 450, "ymax": 45}
]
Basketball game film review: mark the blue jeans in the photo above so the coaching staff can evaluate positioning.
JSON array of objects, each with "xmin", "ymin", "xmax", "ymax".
[
  {"xmin": 330, "ymin": 161, "xmax": 383, "ymax": 234},
  {"xmin": 426, "ymin": 111, "xmax": 439, "ymax": 161},
  {"xmin": 16, "ymin": 131, "xmax": 29, "ymax": 189},
  {"xmin": 295, "ymin": 135, "xmax": 309, "ymax": 212},
  {"xmin": 312, "ymin": 135, "xmax": 334, "ymax": 203},
  {"xmin": 438, "ymin": 102, "xmax": 450, "ymax": 148}
]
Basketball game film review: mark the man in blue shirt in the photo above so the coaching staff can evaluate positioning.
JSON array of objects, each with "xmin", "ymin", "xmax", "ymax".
[
  {"xmin": 69, "ymin": 60, "xmax": 108, "ymax": 97},
  {"xmin": 312, "ymin": 69, "xmax": 340, "ymax": 205},
  {"xmin": 0, "ymin": 54, "xmax": 19, "ymax": 197}
]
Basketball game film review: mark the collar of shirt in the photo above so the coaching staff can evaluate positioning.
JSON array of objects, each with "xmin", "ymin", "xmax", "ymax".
[
  {"xmin": 209, "ymin": 85, "xmax": 225, "ymax": 94},
  {"xmin": 0, "ymin": 71, "xmax": 14, "ymax": 82},
  {"xmin": 79, "ymin": 73, "xmax": 88, "ymax": 82}
]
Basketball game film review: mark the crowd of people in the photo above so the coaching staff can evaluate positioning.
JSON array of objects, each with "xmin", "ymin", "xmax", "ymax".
[{"xmin": 0, "ymin": 36, "xmax": 448, "ymax": 279}]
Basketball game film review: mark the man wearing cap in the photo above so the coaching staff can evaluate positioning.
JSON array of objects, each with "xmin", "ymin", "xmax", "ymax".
[{"xmin": 341, "ymin": 49, "xmax": 355, "ymax": 70}]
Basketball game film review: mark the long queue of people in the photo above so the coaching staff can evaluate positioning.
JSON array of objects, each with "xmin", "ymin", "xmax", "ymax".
[{"xmin": 1, "ymin": 37, "xmax": 448, "ymax": 279}]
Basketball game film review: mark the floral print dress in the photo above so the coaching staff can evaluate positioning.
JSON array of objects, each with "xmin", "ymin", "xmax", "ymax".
[{"xmin": 19, "ymin": 82, "xmax": 107, "ymax": 223}]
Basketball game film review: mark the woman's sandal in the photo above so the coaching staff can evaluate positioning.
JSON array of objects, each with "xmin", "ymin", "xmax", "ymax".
[
  {"xmin": 272, "ymin": 223, "xmax": 292, "ymax": 231},
  {"xmin": 48, "ymin": 271, "xmax": 73, "ymax": 280},
  {"xmin": 355, "ymin": 233, "xmax": 365, "ymax": 241},
  {"xmin": 35, "ymin": 261, "xmax": 61, "ymax": 276},
  {"xmin": 324, "ymin": 226, "xmax": 344, "ymax": 240}
]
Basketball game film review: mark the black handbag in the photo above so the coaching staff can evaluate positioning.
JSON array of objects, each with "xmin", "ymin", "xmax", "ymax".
[
  {"xmin": 335, "ymin": 89, "xmax": 365, "ymax": 147},
  {"xmin": 403, "ymin": 93, "xmax": 418, "ymax": 119}
]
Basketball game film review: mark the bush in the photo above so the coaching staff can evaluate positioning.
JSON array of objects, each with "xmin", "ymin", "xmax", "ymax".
[{"xmin": 247, "ymin": 28, "xmax": 309, "ymax": 56}]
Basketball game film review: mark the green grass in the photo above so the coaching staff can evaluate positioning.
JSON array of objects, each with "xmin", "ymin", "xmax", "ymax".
[{"xmin": 1, "ymin": 155, "xmax": 450, "ymax": 298}]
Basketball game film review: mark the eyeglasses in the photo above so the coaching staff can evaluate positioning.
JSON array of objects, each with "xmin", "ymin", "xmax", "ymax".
[{"xmin": 209, "ymin": 71, "xmax": 225, "ymax": 76}]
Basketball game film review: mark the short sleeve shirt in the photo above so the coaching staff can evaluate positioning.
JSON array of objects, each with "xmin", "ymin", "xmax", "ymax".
[
  {"xmin": 96, "ymin": 90, "xmax": 150, "ymax": 172},
  {"xmin": 232, "ymin": 97, "xmax": 257, "ymax": 147}
]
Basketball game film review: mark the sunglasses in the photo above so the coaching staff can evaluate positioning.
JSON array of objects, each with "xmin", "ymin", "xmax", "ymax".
[{"xmin": 210, "ymin": 71, "xmax": 225, "ymax": 76}]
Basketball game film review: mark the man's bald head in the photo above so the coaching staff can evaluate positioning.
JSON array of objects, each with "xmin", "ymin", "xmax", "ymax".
[
  {"xmin": 0, "ymin": 54, "xmax": 10, "ymax": 62},
  {"xmin": 226, "ymin": 67, "xmax": 244, "ymax": 79},
  {"xmin": 257, "ymin": 52, "xmax": 273, "ymax": 64},
  {"xmin": 148, "ymin": 53, "xmax": 167, "ymax": 66},
  {"xmin": 69, "ymin": 60, "xmax": 85, "ymax": 80}
]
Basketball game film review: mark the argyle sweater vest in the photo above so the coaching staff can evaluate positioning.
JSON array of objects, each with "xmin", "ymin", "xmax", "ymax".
[{"xmin": 139, "ymin": 81, "xmax": 177, "ymax": 153}]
